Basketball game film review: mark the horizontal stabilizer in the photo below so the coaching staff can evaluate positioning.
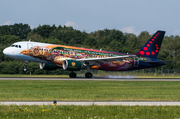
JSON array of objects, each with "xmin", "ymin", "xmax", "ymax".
[{"xmin": 147, "ymin": 61, "xmax": 174, "ymax": 64}]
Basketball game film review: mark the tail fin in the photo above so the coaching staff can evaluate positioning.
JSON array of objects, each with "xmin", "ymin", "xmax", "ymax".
[{"xmin": 134, "ymin": 30, "xmax": 165, "ymax": 59}]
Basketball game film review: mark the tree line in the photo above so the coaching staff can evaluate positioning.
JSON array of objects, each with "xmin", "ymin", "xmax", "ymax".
[{"xmin": 0, "ymin": 23, "xmax": 178, "ymax": 74}]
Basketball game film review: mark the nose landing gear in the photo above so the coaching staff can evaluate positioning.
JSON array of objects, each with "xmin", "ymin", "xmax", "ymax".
[{"xmin": 23, "ymin": 61, "xmax": 29, "ymax": 72}]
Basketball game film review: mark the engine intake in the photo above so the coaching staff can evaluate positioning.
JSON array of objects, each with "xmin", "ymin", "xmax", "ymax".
[
  {"xmin": 63, "ymin": 60, "xmax": 82, "ymax": 71},
  {"xmin": 39, "ymin": 63, "xmax": 60, "ymax": 70}
]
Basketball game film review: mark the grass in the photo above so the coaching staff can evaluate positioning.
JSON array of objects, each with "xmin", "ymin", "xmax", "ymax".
[
  {"xmin": 1, "ymin": 105, "xmax": 180, "ymax": 118},
  {"xmin": 1, "ymin": 80, "xmax": 180, "ymax": 101}
]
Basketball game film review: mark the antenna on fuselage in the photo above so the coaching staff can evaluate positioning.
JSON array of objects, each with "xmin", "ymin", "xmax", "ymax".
[
  {"xmin": 100, "ymin": 48, "xmax": 102, "ymax": 51},
  {"xmin": 29, "ymin": 39, "xmax": 31, "ymax": 42}
]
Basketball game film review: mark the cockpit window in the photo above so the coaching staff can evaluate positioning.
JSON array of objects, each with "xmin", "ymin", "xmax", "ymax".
[{"xmin": 10, "ymin": 44, "xmax": 21, "ymax": 48}]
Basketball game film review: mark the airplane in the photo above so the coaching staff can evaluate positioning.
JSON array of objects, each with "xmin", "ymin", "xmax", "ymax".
[{"xmin": 3, "ymin": 30, "xmax": 169, "ymax": 78}]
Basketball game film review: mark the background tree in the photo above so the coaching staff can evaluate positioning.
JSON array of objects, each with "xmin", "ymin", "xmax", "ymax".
[
  {"xmin": 32, "ymin": 24, "xmax": 57, "ymax": 38},
  {"xmin": 26, "ymin": 33, "xmax": 43, "ymax": 42},
  {"xmin": 0, "ymin": 23, "xmax": 31, "ymax": 39},
  {"xmin": 137, "ymin": 31, "xmax": 151, "ymax": 49}
]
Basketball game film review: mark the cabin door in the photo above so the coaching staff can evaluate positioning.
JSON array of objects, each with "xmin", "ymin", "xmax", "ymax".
[
  {"xmin": 27, "ymin": 43, "xmax": 33, "ymax": 49},
  {"xmin": 134, "ymin": 57, "xmax": 139, "ymax": 67},
  {"xmin": 27, "ymin": 43, "xmax": 33, "ymax": 54}
]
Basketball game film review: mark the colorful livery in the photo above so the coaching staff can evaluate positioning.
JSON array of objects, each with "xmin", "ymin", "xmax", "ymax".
[{"xmin": 3, "ymin": 30, "xmax": 169, "ymax": 78}]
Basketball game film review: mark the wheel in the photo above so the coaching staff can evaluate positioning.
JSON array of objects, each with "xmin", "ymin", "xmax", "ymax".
[
  {"xmin": 85, "ymin": 72, "xmax": 93, "ymax": 78},
  {"xmin": 22, "ymin": 68, "xmax": 26, "ymax": 72},
  {"xmin": 69, "ymin": 72, "xmax": 76, "ymax": 78}
]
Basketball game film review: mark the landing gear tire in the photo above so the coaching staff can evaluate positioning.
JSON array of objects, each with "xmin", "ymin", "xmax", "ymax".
[
  {"xmin": 22, "ymin": 68, "xmax": 27, "ymax": 72},
  {"xmin": 85, "ymin": 72, "xmax": 93, "ymax": 78},
  {"xmin": 69, "ymin": 72, "xmax": 77, "ymax": 78}
]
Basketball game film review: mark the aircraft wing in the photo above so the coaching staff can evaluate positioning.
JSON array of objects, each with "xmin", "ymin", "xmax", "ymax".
[{"xmin": 76, "ymin": 55, "xmax": 136, "ymax": 66}]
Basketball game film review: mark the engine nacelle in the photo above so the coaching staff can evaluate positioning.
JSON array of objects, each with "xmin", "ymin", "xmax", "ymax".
[
  {"xmin": 63, "ymin": 60, "xmax": 82, "ymax": 71},
  {"xmin": 39, "ymin": 63, "xmax": 60, "ymax": 70}
]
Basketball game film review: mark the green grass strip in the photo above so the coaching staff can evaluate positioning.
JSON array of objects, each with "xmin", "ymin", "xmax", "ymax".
[
  {"xmin": 0, "ymin": 80, "xmax": 180, "ymax": 101},
  {"xmin": 1, "ymin": 105, "xmax": 180, "ymax": 119}
]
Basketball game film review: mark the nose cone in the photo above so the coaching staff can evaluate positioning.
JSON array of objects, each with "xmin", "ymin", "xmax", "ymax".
[
  {"xmin": 3, "ymin": 47, "xmax": 22, "ymax": 60},
  {"xmin": 3, "ymin": 48, "xmax": 9, "ymax": 55},
  {"xmin": 3, "ymin": 47, "xmax": 15, "ymax": 58}
]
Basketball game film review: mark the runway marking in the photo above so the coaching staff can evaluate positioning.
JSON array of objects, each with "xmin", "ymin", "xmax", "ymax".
[{"xmin": 1, "ymin": 101, "xmax": 180, "ymax": 106}]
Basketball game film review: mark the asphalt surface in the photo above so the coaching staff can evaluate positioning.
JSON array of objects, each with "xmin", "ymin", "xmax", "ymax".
[
  {"xmin": 0, "ymin": 77, "xmax": 180, "ymax": 81},
  {"xmin": 1, "ymin": 101, "xmax": 180, "ymax": 106}
]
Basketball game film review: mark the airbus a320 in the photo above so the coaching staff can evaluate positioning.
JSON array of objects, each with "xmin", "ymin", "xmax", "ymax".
[{"xmin": 3, "ymin": 30, "xmax": 170, "ymax": 78}]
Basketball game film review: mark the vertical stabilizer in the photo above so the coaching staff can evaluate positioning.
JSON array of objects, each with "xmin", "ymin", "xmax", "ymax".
[{"xmin": 134, "ymin": 30, "xmax": 165, "ymax": 59}]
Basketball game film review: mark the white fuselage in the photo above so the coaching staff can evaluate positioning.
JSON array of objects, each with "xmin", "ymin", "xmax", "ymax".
[{"xmin": 3, "ymin": 41, "xmax": 52, "ymax": 63}]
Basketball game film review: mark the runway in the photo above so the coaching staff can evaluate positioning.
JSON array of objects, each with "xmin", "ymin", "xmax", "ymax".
[
  {"xmin": 1, "ymin": 77, "xmax": 180, "ymax": 106},
  {"xmin": 1, "ymin": 101, "xmax": 180, "ymax": 106},
  {"xmin": 0, "ymin": 77, "xmax": 180, "ymax": 81}
]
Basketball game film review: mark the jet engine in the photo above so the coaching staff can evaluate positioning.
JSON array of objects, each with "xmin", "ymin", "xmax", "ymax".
[
  {"xmin": 39, "ymin": 63, "xmax": 60, "ymax": 70},
  {"xmin": 63, "ymin": 59, "xmax": 82, "ymax": 71}
]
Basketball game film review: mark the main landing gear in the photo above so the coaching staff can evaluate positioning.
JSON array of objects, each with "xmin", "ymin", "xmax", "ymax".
[
  {"xmin": 85, "ymin": 65, "xmax": 93, "ymax": 78},
  {"xmin": 23, "ymin": 61, "xmax": 28, "ymax": 72},
  {"xmin": 69, "ymin": 66, "xmax": 93, "ymax": 78},
  {"xmin": 69, "ymin": 72, "xmax": 93, "ymax": 78},
  {"xmin": 69, "ymin": 72, "xmax": 92, "ymax": 78},
  {"xmin": 69, "ymin": 72, "xmax": 77, "ymax": 78},
  {"xmin": 85, "ymin": 72, "xmax": 92, "ymax": 78}
]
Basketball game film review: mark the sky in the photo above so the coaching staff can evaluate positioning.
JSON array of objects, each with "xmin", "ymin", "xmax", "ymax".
[{"xmin": 0, "ymin": 0, "xmax": 180, "ymax": 36}]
